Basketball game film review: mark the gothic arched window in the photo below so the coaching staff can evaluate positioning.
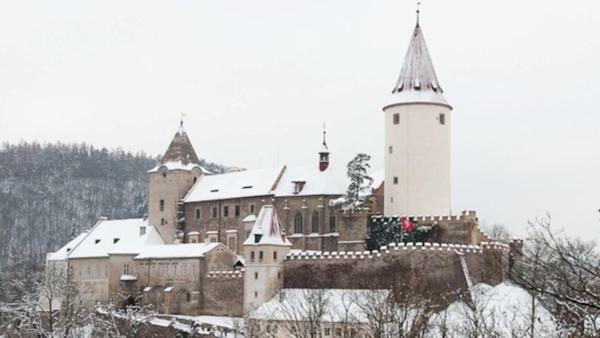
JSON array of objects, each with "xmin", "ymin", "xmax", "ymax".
[
  {"xmin": 311, "ymin": 211, "xmax": 320, "ymax": 233},
  {"xmin": 294, "ymin": 213, "xmax": 303, "ymax": 234},
  {"xmin": 329, "ymin": 212, "xmax": 337, "ymax": 233}
]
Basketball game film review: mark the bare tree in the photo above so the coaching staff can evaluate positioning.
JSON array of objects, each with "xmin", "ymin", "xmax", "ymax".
[
  {"xmin": 511, "ymin": 216, "xmax": 600, "ymax": 335},
  {"xmin": 278, "ymin": 289, "xmax": 329, "ymax": 338},
  {"xmin": 0, "ymin": 264, "xmax": 90, "ymax": 337}
]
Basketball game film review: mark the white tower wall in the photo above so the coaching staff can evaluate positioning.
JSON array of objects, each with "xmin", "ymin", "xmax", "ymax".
[{"xmin": 384, "ymin": 102, "xmax": 452, "ymax": 216}]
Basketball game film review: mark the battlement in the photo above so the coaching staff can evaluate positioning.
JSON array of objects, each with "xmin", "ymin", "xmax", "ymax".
[
  {"xmin": 371, "ymin": 210, "xmax": 477, "ymax": 223},
  {"xmin": 206, "ymin": 269, "xmax": 244, "ymax": 278},
  {"xmin": 285, "ymin": 241, "xmax": 509, "ymax": 261}
]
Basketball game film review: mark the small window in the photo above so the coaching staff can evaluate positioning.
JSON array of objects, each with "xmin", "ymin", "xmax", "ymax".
[
  {"xmin": 235, "ymin": 205, "xmax": 240, "ymax": 217},
  {"xmin": 160, "ymin": 218, "xmax": 165, "ymax": 225},
  {"xmin": 113, "ymin": 238, "xmax": 120, "ymax": 244},
  {"xmin": 329, "ymin": 212, "xmax": 337, "ymax": 233},
  {"xmin": 388, "ymin": 146, "xmax": 393, "ymax": 154},
  {"xmin": 273, "ymin": 251, "xmax": 278, "ymax": 260},
  {"xmin": 250, "ymin": 204, "xmax": 255, "ymax": 213},
  {"xmin": 294, "ymin": 213, "xmax": 303, "ymax": 233},
  {"xmin": 439, "ymin": 113, "xmax": 446, "ymax": 125},
  {"xmin": 393, "ymin": 113, "xmax": 400, "ymax": 125},
  {"xmin": 325, "ymin": 328, "xmax": 331, "ymax": 336},
  {"xmin": 259, "ymin": 251, "xmax": 264, "ymax": 261},
  {"xmin": 212, "ymin": 207, "xmax": 217, "ymax": 218},
  {"xmin": 223, "ymin": 206, "xmax": 229, "ymax": 217},
  {"xmin": 255, "ymin": 272, "xmax": 258, "ymax": 279},
  {"xmin": 250, "ymin": 251, "xmax": 255, "ymax": 261},
  {"xmin": 159, "ymin": 199, "xmax": 164, "ymax": 212},
  {"xmin": 254, "ymin": 291, "xmax": 258, "ymax": 298},
  {"xmin": 393, "ymin": 176, "xmax": 399, "ymax": 185},
  {"xmin": 311, "ymin": 211, "xmax": 320, "ymax": 233},
  {"xmin": 123, "ymin": 264, "xmax": 129, "ymax": 275},
  {"xmin": 195, "ymin": 209, "xmax": 200, "ymax": 219}
]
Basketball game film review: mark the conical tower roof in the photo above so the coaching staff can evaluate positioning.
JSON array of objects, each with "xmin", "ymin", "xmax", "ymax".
[
  {"xmin": 161, "ymin": 121, "xmax": 200, "ymax": 165},
  {"xmin": 244, "ymin": 205, "xmax": 291, "ymax": 246},
  {"xmin": 391, "ymin": 20, "xmax": 449, "ymax": 106}
]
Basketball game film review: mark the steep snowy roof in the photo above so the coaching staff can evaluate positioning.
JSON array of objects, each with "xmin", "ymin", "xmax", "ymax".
[
  {"xmin": 46, "ymin": 232, "xmax": 88, "ymax": 261},
  {"xmin": 243, "ymin": 205, "xmax": 292, "ymax": 246},
  {"xmin": 68, "ymin": 218, "xmax": 164, "ymax": 259},
  {"xmin": 184, "ymin": 162, "xmax": 350, "ymax": 203},
  {"xmin": 184, "ymin": 166, "xmax": 284, "ymax": 202},
  {"xmin": 161, "ymin": 122, "xmax": 201, "ymax": 165},
  {"xmin": 272, "ymin": 164, "xmax": 347, "ymax": 197},
  {"xmin": 250, "ymin": 289, "xmax": 390, "ymax": 322},
  {"xmin": 135, "ymin": 243, "xmax": 221, "ymax": 259},
  {"xmin": 391, "ymin": 22, "xmax": 448, "ymax": 106}
]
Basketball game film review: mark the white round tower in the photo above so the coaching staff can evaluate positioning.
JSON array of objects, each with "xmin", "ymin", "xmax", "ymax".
[{"xmin": 383, "ymin": 13, "xmax": 453, "ymax": 217}]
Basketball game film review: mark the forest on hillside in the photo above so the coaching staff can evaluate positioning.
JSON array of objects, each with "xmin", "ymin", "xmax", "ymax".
[{"xmin": 0, "ymin": 142, "xmax": 225, "ymax": 302}]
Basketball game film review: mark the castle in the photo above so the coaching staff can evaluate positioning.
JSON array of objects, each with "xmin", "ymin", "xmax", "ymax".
[{"xmin": 46, "ymin": 11, "xmax": 520, "ymax": 335}]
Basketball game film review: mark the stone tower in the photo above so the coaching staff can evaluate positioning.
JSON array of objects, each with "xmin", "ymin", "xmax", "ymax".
[
  {"xmin": 148, "ymin": 121, "xmax": 204, "ymax": 243},
  {"xmin": 243, "ymin": 205, "xmax": 292, "ymax": 313},
  {"xmin": 383, "ymin": 11, "xmax": 453, "ymax": 217}
]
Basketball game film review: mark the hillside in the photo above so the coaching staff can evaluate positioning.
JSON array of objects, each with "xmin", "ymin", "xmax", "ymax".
[{"xmin": 0, "ymin": 142, "xmax": 224, "ymax": 298}]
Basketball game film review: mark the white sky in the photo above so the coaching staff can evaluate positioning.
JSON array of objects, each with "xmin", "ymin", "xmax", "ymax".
[{"xmin": 0, "ymin": 1, "xmax": 598, "ymax": 240}]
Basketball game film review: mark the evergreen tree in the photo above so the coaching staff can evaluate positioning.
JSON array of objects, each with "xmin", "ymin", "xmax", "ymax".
[{"xmin": 339, "ymin": 153, "xmax": 373, "ymax": 213}]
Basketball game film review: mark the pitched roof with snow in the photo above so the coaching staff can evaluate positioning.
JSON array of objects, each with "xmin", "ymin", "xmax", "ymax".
[
  {"xmin": 184, "ymin": 164, "xmax": 348, "ymax": 203},
  {"xmin": 46, "ymin": 232, "xmax": 88, "ymax": 261},
  {"xmin": 68, "ymin": 218, "xmax": 164, "ymax": 259},
  {"xmin": 243, "ymin": 205, "xmax": 292, "ymax": 246},
  {"xmin": 134, "ymin": 243, "xmax": 221, "ymax": 260},
  {"xmin": 250, "ymin": 289, "xmax": 390, "ymax": 322},
  {"xmin": 391, "ymin": 22, "xmax": 449, "ymax": 106},
  {"xmin": 272, "ymin": 164, "xmax": 347, "ymax": 197},
  {"xmin": 184, "ymin": 166, "xmax": 284, "ymax": 203}
]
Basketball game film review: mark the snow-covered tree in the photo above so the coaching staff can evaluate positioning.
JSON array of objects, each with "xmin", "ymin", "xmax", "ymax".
[{"xmin": 332, "ymin": 153, "xmax": 373, "ymax": 214}]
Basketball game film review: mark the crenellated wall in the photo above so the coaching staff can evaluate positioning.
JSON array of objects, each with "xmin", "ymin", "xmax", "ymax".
[
  {"xmin": 283, "ymin": 241, "xmax": 511, "ymax": 305},
  {"xmin": 202, "ymin": 270, "xmax": 244, "ymax": 317}
]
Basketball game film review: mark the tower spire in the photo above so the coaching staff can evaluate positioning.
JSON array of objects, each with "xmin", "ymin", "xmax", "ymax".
[
  {"xmin": 322, "ymin": 122, "xmax": 328, "ymax": 150},
  {"xmin": 319, "ymin": 123, "xmax": 330, "ymax": 172},
  {"xmin": 416, "ymin": 1, "xmax": 421, "ymax": 27}
]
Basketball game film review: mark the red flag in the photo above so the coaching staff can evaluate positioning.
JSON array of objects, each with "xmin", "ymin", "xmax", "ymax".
[{"xmin": 401, "ymin": 217, "xmax": 415, "ymax": 233}]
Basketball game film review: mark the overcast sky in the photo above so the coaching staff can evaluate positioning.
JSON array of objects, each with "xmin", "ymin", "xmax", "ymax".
[{"xmin": 1, "ymin": 1, "xmax": 598, "ymax": 240}]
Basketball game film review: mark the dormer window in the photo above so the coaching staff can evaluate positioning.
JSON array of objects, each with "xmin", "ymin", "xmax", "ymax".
[
  {"xmin": 254, "ymin": 234, "xmax": 262, "ymax": 243},
  {"xmin": 66, "ymin": 248, "xmax": 71, "ymax": 253},
  {"xmin": 293, "ymin": 181, "xmax": 306, "ymax": 194},
  {"xmin": 210, "ymin": 189, "xmax": 219, "ymax": 193},
  {"xmin": 113, "ymin": 238, "xmax": 120, "ymax": 244},
  {"xmin": 242, "ymin": 185, "xmax": 253, "ymax": 189},
  {"xmin": 95, "ymin": 239, "xmax": 101, "ymax": 244}
]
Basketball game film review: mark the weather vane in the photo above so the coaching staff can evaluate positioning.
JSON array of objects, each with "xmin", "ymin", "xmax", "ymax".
[
  {"xmin": 417, "ymin": 1, "xmax": 421, "ymax": 26},
  {"xmin": 180, "ymin": 112, "xmax": 187, "ymax": 127}
]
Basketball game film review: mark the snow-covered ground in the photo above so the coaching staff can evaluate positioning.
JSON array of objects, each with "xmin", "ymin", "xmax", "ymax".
[{"xmin": 428, "ymin": 282, "xmax": 567, "ymax": 337}]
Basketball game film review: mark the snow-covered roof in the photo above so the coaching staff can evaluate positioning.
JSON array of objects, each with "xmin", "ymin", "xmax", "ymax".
[
  {"xmin": 242, "ymin": 214, "xmax": 257, "ymax": 223},
  {"xmin": 390, "ymin": 22, "xmax": 449, "ymax": 107},
  {"xmin": 250, "ymin": 289, "xmax": 390, "ymax": 323},
  {"xmin": 161, "ymin": 122, "xmax": 201, "ymax": 165},
  {"xmin": 46, "ymin": 232, "xmax": 88, "ymax": 261},
  {"xmin": 272, "ymin": 164, "xmax": 347, "ymax": 197},
  {"xmin": 134, "ymin": 243, "xmax": 221, "ymax": 259},
  {"xmin": 243, "ymin": 205, "xmax": 292, "ymax": 246},
  {"xmin": 370, "ymin": 169, "xmax": 384, "ymax": 190},
  {"xmin": 147, "ymin": 161, "xmax": 211, "ymax": 174},
  {"xmin": 68, "ymin": 218, "xmax": 164, "ymax": 259},
  {"xmin": 184, "ymin": 166, "xmax": 284, "ymax": 203}
]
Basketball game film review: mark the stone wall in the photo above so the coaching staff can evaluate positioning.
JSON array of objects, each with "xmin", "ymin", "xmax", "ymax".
[
  {"xmin": 202, "ymin": 271, "xmax": 244, "ymax": 317},
  {"xmin": 283, "ymin": 242, "xmax": 510, "ymax": 306}
]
